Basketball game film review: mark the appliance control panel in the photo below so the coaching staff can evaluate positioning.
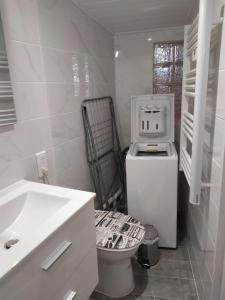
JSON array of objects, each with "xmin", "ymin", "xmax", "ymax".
[
  {"xmin": 139, "ymin": 106, "xmax": 165, "ymax": 135},
  {"xmin": 130, "ymin": 94, "xmax": 175, "ymax": 143}
]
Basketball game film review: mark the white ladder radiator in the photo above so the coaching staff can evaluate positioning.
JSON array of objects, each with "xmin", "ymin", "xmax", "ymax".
[{"xmin": 180, "ymin": 0, "xmax": 213, "ymax": 205}]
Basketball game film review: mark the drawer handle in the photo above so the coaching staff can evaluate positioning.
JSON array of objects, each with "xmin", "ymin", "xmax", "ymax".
[
  {"xmin": 41, "ymin": 241, "xmax": 72, "ymax": 271},
  {"xmin": 64, "ymin": 290, "xmax": 77, "ymax": 300}
]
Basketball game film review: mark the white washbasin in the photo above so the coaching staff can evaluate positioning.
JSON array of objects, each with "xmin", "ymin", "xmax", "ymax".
[
  {"xmin": 0, "ymin": 180, "xmax": 95, "ymax": 280},
  {"xmin": 0, "ymin": 191, "xmax": 69, "ymax": 241}
]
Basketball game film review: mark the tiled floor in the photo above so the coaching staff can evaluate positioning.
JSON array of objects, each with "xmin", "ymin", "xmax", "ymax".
[{"xmin": 90, "ymin": 243, "xmax": 198, "ymax": 300}]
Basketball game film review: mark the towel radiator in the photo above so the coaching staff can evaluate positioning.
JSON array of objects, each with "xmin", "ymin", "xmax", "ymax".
[
  {"xmin": 0, "ymin": 51, "xmax": 16, "ymax": 126},
  {"xmin": 180, "ymin": 0, "xmax": 213, "ymax": 204}
]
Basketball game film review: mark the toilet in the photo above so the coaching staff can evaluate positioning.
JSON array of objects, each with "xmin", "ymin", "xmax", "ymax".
[{"xmin": 94, "ymin": 210, "xmax": 145, "ymax": 298}]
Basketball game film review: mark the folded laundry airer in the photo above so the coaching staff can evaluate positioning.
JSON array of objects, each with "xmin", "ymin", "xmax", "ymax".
[{"xmin": 82, "ymin": 96, "xmax": 126, "ymax": 211}]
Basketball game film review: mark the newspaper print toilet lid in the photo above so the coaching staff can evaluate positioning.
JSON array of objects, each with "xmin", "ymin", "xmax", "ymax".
[{"xmin": 95, "ymin": 210, "xmax": 145, "ymax": 250}]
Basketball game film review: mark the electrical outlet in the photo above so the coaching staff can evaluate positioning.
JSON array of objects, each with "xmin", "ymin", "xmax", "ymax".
[{"xmin": 36, "ymin": 151, "xmax": 48, "ymax": 178}]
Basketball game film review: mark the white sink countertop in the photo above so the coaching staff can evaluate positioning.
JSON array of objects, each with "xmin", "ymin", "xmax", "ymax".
[{"xmin": 0, "ymin": 180, "xmax": 95, "ymax": 280}]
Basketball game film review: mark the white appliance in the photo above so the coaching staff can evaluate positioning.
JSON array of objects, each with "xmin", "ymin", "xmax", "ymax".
[{"xmin": 126, "ymin": 94, "xmax": 178, "ymax": 248}]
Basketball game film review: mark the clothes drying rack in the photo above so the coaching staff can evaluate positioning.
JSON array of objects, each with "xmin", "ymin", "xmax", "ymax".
[{"xmin": 82, "ymin": 96, "xmax": 126, "ymax": 211}]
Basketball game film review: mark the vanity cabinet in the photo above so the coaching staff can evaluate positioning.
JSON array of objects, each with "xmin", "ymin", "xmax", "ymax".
[{"xmin": 0, "ymin": 200, "xmax": 98, "ymax": 300}]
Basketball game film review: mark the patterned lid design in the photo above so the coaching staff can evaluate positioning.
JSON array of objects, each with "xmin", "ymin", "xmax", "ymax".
[{"xmin": 95, "ymin": 210, "xmax": 145, "ymax": 250}]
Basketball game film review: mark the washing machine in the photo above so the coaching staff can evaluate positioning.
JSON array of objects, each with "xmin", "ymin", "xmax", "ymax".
[{"xmin": 126, "ymin": 94, "xmax": 178, "ymax": 248}]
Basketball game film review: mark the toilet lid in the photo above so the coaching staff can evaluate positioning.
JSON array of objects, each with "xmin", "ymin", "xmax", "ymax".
[{"xmin": 95, "ymin": 210, "xmax": 145, "ymax": 250}]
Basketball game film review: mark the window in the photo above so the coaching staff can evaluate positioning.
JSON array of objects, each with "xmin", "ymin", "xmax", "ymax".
[{"xmin": 153, "ymin": 41, "xmax": 184, "ymax": 123}]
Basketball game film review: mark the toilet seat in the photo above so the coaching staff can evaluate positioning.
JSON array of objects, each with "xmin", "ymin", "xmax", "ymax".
[
  {"xmin": 95, "ymin": 210, "xmax": 145, "ymax": 298},
  {"xmin": 95, "ymin": 210, "xmax": 145, "ymax": 250}
]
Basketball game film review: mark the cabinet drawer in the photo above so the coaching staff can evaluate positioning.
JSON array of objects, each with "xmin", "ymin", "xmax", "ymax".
[
  {"xmin": 0, "ymin": 201, "xmax": 96, "ymax": 300},
  {"xmin": 56, "ymin": 245, "xmax": 98, "ymax": 300}
]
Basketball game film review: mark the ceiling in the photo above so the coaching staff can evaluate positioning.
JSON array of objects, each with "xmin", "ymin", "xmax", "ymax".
[{"xmin": 72, "ymin": 0, "xmax": 197, "ymax": 34}]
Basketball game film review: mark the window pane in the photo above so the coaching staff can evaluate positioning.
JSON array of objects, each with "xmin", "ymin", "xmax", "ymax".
[
  {"xmin": 175, "ymin": 65, "xmax": 183, "ymax": 83},
  {"xmin": 175, "ymin": 44, "xmax": 184, "ymax": 62},
  {"xmin": 154, "ymin": 43, "xmax": 173, "ymax": 64},
  {"xmin": 153, "ymin": 85, "xmax": 172, "ymax": 94},
  {"xmin": 153, "ymin": 41, "xmax": 184, "ymax": 128},
  {"xmin": 153, "ymin": 65, "xmax": 173, "ymax": 84}
]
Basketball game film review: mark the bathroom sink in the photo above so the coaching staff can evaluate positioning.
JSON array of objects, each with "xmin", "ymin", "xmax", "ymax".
[
  {"xmin": 0, "ymin": 191, "xmax": 69, "ymax": 242},
  {"xmin": 0, "ymin": 180, "xmax": 95, "ymax": 280}
]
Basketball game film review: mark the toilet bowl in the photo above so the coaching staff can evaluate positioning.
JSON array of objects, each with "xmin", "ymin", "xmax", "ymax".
[
  {"xmin": 95, "ymin": 210, "xmax": 145, "ymax": 298},
  {"xmin": 96, "ymin": 241, "xmax": 142, "ymax": 298}
]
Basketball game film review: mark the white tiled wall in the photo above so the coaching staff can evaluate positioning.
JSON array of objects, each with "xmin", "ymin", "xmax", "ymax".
[
  {"xmin": 114, "ymin": 27, "xmax": 184, "ymax": 147},
  {"xmin": 0, "ymin": 0, "xmax": 115, "ymax": 191},
  {"xmin": 188, "ymin": 1, "xmax": 225, "ymax": 299},
  {"xmin": 2, "ymin": 1, "xmax": 225, "ymax": 297}
]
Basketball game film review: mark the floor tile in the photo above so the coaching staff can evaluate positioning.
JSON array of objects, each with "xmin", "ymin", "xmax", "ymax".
[
  {"xmin": 154, "ymin": 298, "xmax": 197, "ymax": 300},
  {"xmin": 122, "ymin": 297, "xmax": 154, "ymax": 300},
  {"xmin": 177, "ymin": 238, "xmax": 189, "ymax": 248},
  {"xmin": 148, "ymin": 259, "xmax": 193, "ymax": 279},
  {"xmin": 90, "ymin": 292, "xmax": 106, "ymax": 299},
  {"xmin": 91, "ymin": 243, "xmax": 198, "ymax": 300},
  {"xmin": 132, "ymin": 275, "xmax": 198, "ymax": 299},
  {"xmin": 160, "ymin": 247, "xmax": 189, "ymax": 261},
  {"xmin": 132, "ymin": 256, "xmax": 193, "ymax": 279},
  {"xmin": 131, "ymin": 274, "xmax": 153, "ymax": 296},
  {"xmin": 90, "ymin": 292, "xmax": 105, "ymax": 300},
  {"xmin": 90, "ymin": 291, "xmax": 154, "ymax": 299}
]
